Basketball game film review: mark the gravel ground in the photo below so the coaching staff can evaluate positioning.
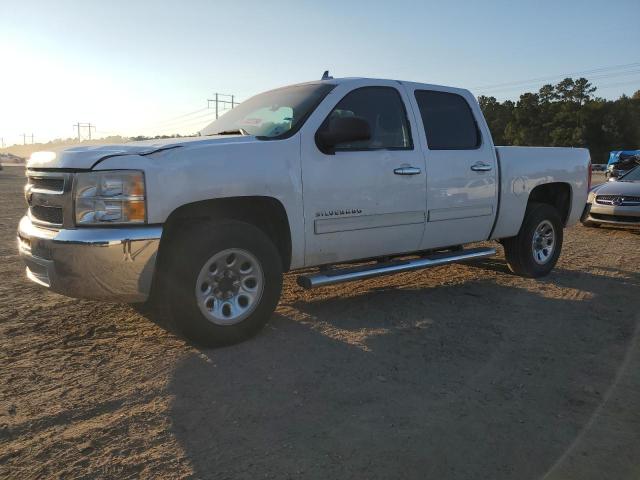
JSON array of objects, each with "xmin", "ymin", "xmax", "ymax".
[{"xmin": 1, "ymin": 166, "xmax": 639, "ymax": 479}]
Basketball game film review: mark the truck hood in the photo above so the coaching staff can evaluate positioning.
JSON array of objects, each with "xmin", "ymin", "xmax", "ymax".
[
  {"xmin": 592, "ymin": 180, "xmax": 640, "ymax": 196},
  {"xmin": 27, "ymin": 135, "xmax": 253, "ymax": 170}
]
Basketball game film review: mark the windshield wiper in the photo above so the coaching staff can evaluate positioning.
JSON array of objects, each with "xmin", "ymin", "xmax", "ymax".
[{"xmin": 211, "ymin": 128, "xmax": 249, "ymax": 136}]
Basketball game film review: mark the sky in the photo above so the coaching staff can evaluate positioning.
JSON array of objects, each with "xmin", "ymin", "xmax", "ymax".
[{"xmin": 1, "ymin": 0, "xmax": 639, "ymax": 147}]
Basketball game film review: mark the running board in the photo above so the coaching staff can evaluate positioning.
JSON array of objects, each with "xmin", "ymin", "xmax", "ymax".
[{"xmin": 296, "ymin": 247, "xmax": 496, "ymax": 289}]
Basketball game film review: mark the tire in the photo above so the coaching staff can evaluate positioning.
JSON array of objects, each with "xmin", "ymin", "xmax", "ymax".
[
  {"xmin": 163, "ymin": 219, "xmax": 283, "ymax": 346},
  {"xmin": 502, "ymin": 202, "xmax": 563, "ymax": 278}
]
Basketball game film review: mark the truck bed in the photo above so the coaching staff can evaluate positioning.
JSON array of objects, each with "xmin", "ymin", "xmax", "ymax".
[{"xmin": 491, "ymin": 146, "xmax": 591, "ymax": 239}]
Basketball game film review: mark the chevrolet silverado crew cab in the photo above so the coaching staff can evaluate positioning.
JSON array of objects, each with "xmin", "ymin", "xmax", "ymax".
[{"xmin": 18, "ymin": 76, "xmax": 591, "ymax": 345}]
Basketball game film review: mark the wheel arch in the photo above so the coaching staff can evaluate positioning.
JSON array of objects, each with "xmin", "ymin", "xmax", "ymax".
[
  {"xmin": 526, "ymin": 182, "xmax": 572, "ymax": 226},
  {"xmin": 157, "ymin": 196, "xmax": 293, "ymax": 272}
]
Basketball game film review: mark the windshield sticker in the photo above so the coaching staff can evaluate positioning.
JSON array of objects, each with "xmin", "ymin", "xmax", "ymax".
[{"xmin": 242, "ymin": 118, "xmax": 262, "ymax": 125}]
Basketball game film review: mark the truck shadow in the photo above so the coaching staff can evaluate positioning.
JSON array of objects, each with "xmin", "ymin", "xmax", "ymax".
[{"xmin": 163, "ymin": 263, "xmax": 640, "ymax": 480}]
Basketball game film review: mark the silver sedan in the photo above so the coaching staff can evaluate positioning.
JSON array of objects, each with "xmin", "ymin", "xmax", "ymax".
[{"xmin": 582, "ymin": 166, "xmax": 640, "ymax": 228}]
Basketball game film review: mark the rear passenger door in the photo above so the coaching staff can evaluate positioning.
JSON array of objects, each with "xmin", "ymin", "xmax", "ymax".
[{"xmin": 410, "ymin": 88, "xmax": 498, "ymax": 249}]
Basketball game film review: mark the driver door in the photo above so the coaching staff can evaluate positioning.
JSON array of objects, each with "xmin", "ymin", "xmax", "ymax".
[{"xmin": 300, "ymin": 82, "xmax": 427, "ymax": 266}]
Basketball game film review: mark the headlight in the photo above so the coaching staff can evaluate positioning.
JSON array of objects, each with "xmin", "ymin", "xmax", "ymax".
[{"xmin": 74, "ymin": 170, "xmax": 146, "ymax": 225}]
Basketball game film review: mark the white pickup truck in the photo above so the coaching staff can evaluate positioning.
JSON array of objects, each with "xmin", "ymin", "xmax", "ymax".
[{"xmin": 18, "ymin": 76, "xmax": 591, "ymax": 345}]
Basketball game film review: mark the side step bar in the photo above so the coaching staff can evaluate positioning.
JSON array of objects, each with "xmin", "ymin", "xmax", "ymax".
[{"xmin": 296, "ymin": 247, "xmax": 496, "ymax": 289}]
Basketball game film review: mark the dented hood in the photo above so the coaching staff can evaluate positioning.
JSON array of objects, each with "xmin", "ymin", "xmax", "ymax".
[{"xmin": 27, "ymin": 135, "xmax": 249, "ymax": 170}]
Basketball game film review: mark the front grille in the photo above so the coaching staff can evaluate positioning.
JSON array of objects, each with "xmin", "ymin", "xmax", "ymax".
[
  {"xmin": 29, "ymin": 176, "xmax": 65, "ymax": 192},
  {"xmin": 595, "ymin": 194, "xmax": 640, "ymax": 206},
  {"xmin": 590, "ymin": 213, "xmax": 640, "ymax": 223},
  {"xmin": 25, "ymin": 170, "xmax": 73, "ymax": 227},
  {"xmin": 30, "ymin": 205, "xmax": 64, "ymax": 224}
]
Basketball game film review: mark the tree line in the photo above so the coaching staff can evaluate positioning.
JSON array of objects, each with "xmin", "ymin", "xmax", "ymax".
[{"xmin": 478, "ymin": 78, "xmax": 640, "ymax": 163}]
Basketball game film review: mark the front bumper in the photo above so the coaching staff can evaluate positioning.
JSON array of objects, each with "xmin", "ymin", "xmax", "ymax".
[
  {"xmin": 582, "ymin": 202, "xmax": 640, "ymax": 227},
  {"xmin": 17, "ymin": 216, "xmax": 162, "ymax": 302}
]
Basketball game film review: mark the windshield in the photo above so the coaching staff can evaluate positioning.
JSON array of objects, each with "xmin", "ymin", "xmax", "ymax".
[
  {"xmin": 200, "ymin": 83, "xmax": 335, "ymax": 139},
  {"xmin": 620, "ymin": 165, "xmax": 640, "ymax": 181}
]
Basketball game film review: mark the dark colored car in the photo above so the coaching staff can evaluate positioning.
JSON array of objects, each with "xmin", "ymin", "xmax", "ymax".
[{"xmin": 606, "ymin": 150, "xmax": 640, "ymax": 180}]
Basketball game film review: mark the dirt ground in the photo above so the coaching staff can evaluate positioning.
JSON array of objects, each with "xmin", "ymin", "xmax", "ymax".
[{"xmin": 1, "ymin": 165, "xmax": 639, "ymax": 480}]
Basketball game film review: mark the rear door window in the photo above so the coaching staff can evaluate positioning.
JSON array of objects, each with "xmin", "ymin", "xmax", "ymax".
[{"xmin": 414, "ymin": 90, "xmax": 480, "ymax": 150}]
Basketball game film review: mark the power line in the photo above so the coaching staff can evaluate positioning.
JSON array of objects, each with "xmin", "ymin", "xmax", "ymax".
[
  {"xmin": 91, "ymin": 108, "xmax": 212, "ymax": 138},
  {"xmin": 476, "ymin": 71, "xmax": 640, "ymax": 96},
  {"xmin": 207, "ymin": 93, "xmax": 237, "ymax": 119},
  {"xmin": 153, "ymin": 107, "xmax": 210, "ymax": 126},
  {"xmin": 148, "ymin": 95, "xmax": 239, "ymax": 134},
  {"xmin": 82, "ymin": 93, "xmax": 242, "ymax": 139},
  {"xmin": 127, "ymin": 99, "xmax": 240, "ymax": 134},
  {"xmin": 153, "ymin": 111, "xmax": 217, "ymax": 129},
  {"xmin": 472, "ymin": 62, "xmax": 640, "ymax": 91},
  {"xmin": 595, "ymin": 79, "xmax": 640, "ymax": 90},
  {"xmin": 152, "ymin": 121, "xmax": 216, "ymax": 136},
  {"xmin": 73, "ymin": 123, "xmax": 96, "ymax": 141},
  {"xmin": 473, "ymin": 62, "xmax": 640, "ymax": 95},
  {"xmin": 150, "ymin": 101, "xmax": 241, "ymax": 128},
  {"xmin": 153, "ymin": 109, "xmax": 221, "ymax": 129}
]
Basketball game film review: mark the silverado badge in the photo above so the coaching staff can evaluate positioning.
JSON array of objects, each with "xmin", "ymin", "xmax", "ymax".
[{"xmin": 316, "ymin": 208, "xmax": 363, "ymax": 218}]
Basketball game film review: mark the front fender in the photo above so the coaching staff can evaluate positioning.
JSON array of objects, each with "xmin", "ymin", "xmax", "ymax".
[{"xmin": 94, "ymin": 137, "xmax": 305, "ymax": 268}]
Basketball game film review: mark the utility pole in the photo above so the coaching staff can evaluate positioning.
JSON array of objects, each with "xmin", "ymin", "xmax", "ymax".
[
  {"xmin": 73, "ymin": 122, "xmax": 96, "ymax": 141},
  {"xmin": 207, "ymin": 93, "xmax": 237, "ymax": 119},
  {"xmin": 1, "ymin": 137, "xmax": 4, "ymax": 148},
  {"xmin": 21, "ymin": 133, "xmax": 34, "ymax": 145}
]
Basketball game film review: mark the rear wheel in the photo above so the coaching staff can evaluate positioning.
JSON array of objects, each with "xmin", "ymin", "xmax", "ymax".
[
  {"xmin": 163, "ymin": 220, "xmax": 283, "ymax": 346},
  {"xmin": 503, "ymin": 203, "xmax": 563, "ymax": 278}
]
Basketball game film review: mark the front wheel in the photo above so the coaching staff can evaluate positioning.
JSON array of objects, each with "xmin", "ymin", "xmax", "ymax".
[
  {"xmin": 164, "ymin": 220, "xmax": 283, "ymax": 346},
  {"xmin": 502, "ymin": 203, "xmax": 563, "ymax": 278}
]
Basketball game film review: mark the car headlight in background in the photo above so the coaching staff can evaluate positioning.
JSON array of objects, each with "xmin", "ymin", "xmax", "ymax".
[{"xmin": 74, "ymin": 170, "xmax": 146, "ymax": 225}]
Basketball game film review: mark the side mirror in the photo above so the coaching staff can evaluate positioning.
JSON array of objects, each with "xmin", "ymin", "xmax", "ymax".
[{"xmin": 316, "ymin": 116, "xmax": 371, "ymax": 154}]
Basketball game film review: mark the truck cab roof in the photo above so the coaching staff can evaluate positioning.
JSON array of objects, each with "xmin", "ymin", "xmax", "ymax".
[{"xmin": 284, "ymin": 77, "xmax": 473, "ymax": 98}]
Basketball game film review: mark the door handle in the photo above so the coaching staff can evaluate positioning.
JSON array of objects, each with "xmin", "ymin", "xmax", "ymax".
[
  {"xmin": 393, "ymin": 166, "xmax": 422, "ymax": 175},
  {"xmin": 470, "ymin": 162, "xmax": 492, "ymax": 172}
]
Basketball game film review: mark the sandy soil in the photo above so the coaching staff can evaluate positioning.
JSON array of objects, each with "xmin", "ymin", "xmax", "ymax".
[{"xmin": 1, "ymin": 166, "xmax": 639, "ymax": 479}]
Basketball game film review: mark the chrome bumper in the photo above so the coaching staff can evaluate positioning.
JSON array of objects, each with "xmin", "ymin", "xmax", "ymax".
[
  {"xmin": 17, "ymin": 216, "xmax": 162, "ymax": 302},
  {"xmin": 583, "ymin": 203, "xmax": 640, "ymax": 226}
]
